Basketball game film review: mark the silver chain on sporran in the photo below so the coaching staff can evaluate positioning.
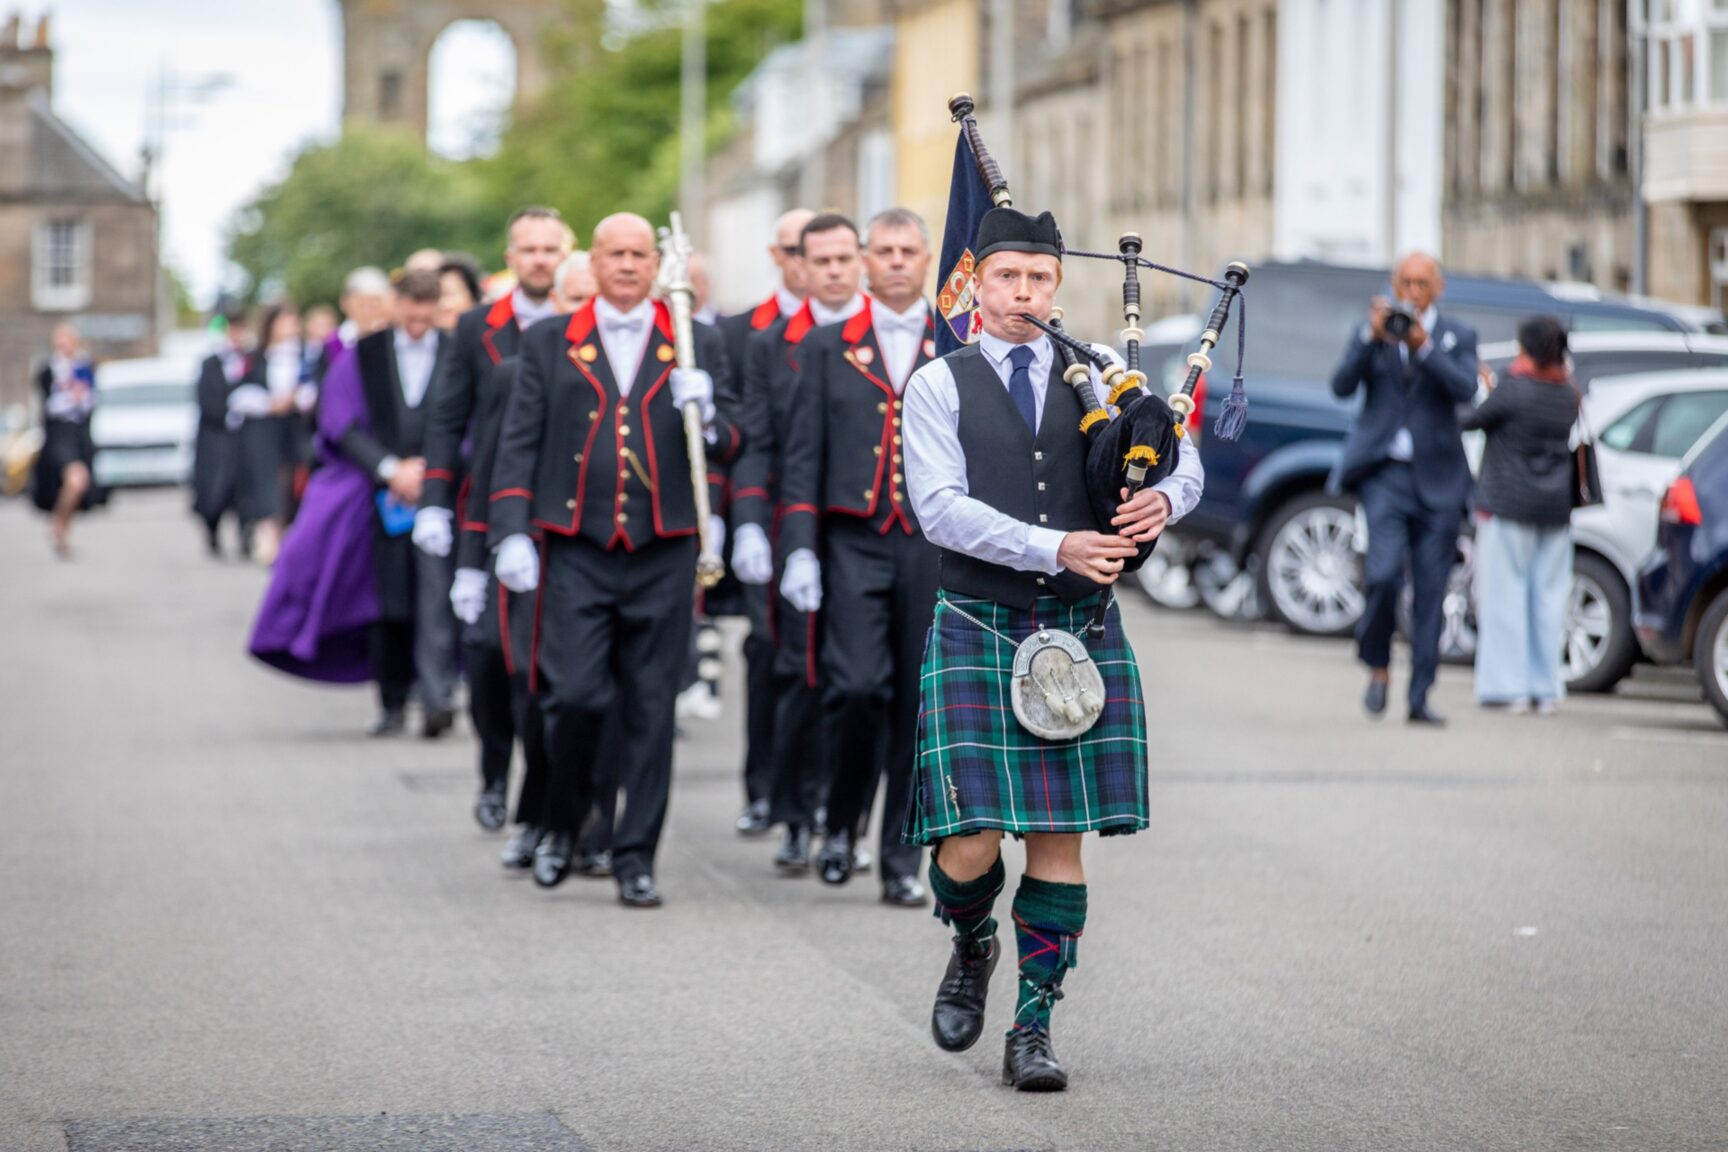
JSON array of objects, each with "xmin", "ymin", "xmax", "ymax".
[{"xmin": 944, "ymin": 602, "xmax": 1106, "ymax": 741}]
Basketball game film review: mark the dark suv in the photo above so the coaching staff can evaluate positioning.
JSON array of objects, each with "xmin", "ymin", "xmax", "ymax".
[{"xmin": 1143, "ymin": 261, "xmax": 1705, "ymax": 636}]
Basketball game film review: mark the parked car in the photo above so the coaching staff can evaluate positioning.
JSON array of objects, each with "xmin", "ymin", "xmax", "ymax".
[
  {"xmin": 1139, "ymin": 261, "xmax": 1704, "ymax": 636},
  {"xmin": 91, "ymin": 358, "xmax": 200, "ymax": 488},
  {"xmin": 1634, "ymin": 413, "xmax": 1728, "ymax": 726}
]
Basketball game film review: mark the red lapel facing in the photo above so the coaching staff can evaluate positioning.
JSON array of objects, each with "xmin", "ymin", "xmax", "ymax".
[
  {"xmin": 485, "ymin": 294, "xmax": 515, "ymax": 331},
  {"xmin": 784, "ymin": 301, "xmax": 817, "ymax": 344},
  {"xmin": 651, "ymin": 299, "xmax": 676, "ymax": 344},
  {"xmin": 564, "ymin": 298, "xmax": 598, "ymax": 345},
  {"xmin": 840, "ymin": 298, "xmax": 874, "ymax": 346},
  {"xmin": 750, "ymin": 296, "xmax": 781, "ymax": 331}
]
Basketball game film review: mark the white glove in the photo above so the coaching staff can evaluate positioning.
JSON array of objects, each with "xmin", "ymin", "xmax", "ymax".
[
  {"xmin": 450, "ymin": 567, "xmax": 488, "ymax": 625},
  {"xmin": 495, "ymin": 534, "xmax": 540, "ymax": 594},
  {"xmin": 732, "ymin": 523, "xmax": 773, "ymax": 586},
  {"xmin": 412, "ymin": 507, "xmax": 454, "ymax": 557},
  {"xmin": 669, "ymin": 367, "xmax": 715, "ymax": 424},
  {"xmin": 708, "ymin": 514, "xmax": 727, "ymax": 558},
  {"xmin": 780, "ymin": 548, "xmax": 822, "ymax": 614}
]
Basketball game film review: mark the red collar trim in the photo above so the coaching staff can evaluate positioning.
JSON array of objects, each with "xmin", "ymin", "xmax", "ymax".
[
  {"xmin": 750, "ymin": 296, "xmax": 781, "ymax": 330},
  {"xmin": 652, "ymin": 298, "xmax": 675, "ymax": 344},
  {"xmin": 486, "ymin": 294, "xmax": 515, "ymax": 331},
  {"xmin": 841, "ymin": 298, "xmax": 875, "ymax": 345},
  {"xmin": 564, "ymin": 298, "xmax": 598, "ymax": 344},
  {"xmin": 784, "ymin": 301, "xmax": 816, "ymax": 344}
]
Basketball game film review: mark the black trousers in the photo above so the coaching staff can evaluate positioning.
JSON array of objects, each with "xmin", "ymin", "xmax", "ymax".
[
  {"xmin": 536, "ymin": 534, "xmax": 695, "ymax": 881},
  {"xmin": 816, "ymin": 521, "xmax": 936, "ymax": 883},
  {"xmin": 765, "ymin": 571, "xmax": 827, "ymax": 831},
  {"xmin": 368, "ymin": 620, "xmax": 415, "ymax": 712},
  {"xmin": 1355, "ymin": 461, "xmax": 1462, "ymax": 710},
  {"xmin": 464, "ymin": 578, "xmax": 555, "ymax": 828},
  {"xmin": 740, "ymin": 583, "xmax": 778, "ymax": 807}
]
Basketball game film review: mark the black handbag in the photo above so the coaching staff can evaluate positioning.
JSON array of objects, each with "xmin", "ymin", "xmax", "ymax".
[{"xmin": 1570, "ymin": 390, "xmax": 1604, "ymax": 509}]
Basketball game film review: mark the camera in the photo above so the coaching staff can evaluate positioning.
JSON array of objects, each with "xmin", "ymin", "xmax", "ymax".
[{"xmin": 1383, "ymin": 300, "xmax": 1417, "ymax": 340}]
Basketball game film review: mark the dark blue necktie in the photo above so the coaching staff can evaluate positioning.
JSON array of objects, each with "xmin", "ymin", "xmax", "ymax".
[{"xmin": 1007, "ymin": 344, "xmax": 1038, "ymax": 435}]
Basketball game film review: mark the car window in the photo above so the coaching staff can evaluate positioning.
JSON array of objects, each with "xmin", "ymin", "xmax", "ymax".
[
  {"xmin": 1601, "ymin": 396, "xmax": 1661, "ymax": 452},
  {"xmin": 98, "ymin": 384, "xmax": 192, "ymax": 406},
  {"xmin": 1650, "ymin": 391, "xmax": 1728, "ymax": 458},
  {"xmin": 1570, "ymin": 310, "xmax": 1681, "ymax": 333},
  {"xmin": 1571, "ymin": 351, "xmax": 1700, "ymax": 390},
  {"xmin": 1442, "ymin": 306, "xmax": 1523, "ymax": 347}
]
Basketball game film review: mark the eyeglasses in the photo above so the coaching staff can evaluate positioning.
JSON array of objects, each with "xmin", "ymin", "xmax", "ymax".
[{"xmin": 778, "ymin": 245, "xmax": 802, "ymax": 258}]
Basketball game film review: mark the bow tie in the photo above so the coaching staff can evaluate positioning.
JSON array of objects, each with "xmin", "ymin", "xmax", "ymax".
[
  {"xmin": 876, "ymin": 311, "xmax": 925, "ymax": 336},
  {"xmin": 604, "ymin": 316, "xmax": 648, "ymax": 335}
]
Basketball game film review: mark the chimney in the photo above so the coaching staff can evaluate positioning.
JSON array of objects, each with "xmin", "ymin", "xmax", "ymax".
[{"xmin": 0, "ymin": 9, "xmax": 54, "ymax": 99}]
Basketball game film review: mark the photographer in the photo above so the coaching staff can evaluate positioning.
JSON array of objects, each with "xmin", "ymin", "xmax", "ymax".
[{"xmin": 1328, "ymin": 253, "xmax": 1479, "ymax": 726}]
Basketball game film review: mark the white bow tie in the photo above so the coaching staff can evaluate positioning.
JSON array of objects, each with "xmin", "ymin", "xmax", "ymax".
[
  {"xmin": 605, "ymin": 316, "xmax": 648, "ymax": 335},
  {"xmin": 877, "ymin": 313, "xmax": 925, "ymax": 336}
]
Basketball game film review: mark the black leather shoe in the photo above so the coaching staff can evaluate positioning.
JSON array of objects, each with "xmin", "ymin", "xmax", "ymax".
[
  {"xmin": 932, "ymin": 933, "xmax": 999, "ymax": 1051},
  {"xmin": 368, "ymin": 708, "xmax": 406, "ymax": 738},
  {"xmin": 532, "ymin": 831, "xmax": 573, "ymax": 888},
  {"xmin": 1408, "ymin": 703, "xmax": 1448, "ymax": 727},
  {"xmin": 473, "ymin": 781, "xmax": 508, "ymax": 831},
  {"xmin": 1002, "ymin": 1027, "xmax": 1068, "ymax": 1091},
  {"xmin": 735, "ymin": 798, "xmax": 771, "ymax": 837},
  {"xmin": 574, "ymin": 849, "xmax": 613, "ymax": 878},
  {"xmin": 618, "ymin": 873, "xmax": 663, "ymax": 908},
  {"xmin": 881, "ymin": 875, "xmax": 927, "ymax": 907},
  {"xmin": 421, "ymin": 708, "xmax": 456, "ymax": 739},
  {"xmin": 817, "ymin": 829, "xmax": 854, "ymax": 886},
  {"xmin": 775, "ymin": 825, "xmax": 811, "ymax": 872},
  {"xmin": 501, "ymin": 824, "xmax": 541, "ymax": 869},
  {"xmin": 1364, "ymin": 677, "xmax": 1388, "ymax": 717}
]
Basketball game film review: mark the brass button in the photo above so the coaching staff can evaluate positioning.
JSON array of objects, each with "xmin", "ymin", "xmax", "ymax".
[
  {"xmin": 573, "ymin": 453, "xmax": 582, "ymax": 463},
  {"xmin": 566, "ymin": 498, "xmax": 576, "ymax": 509},
  {"xmin": 891, "ymin": 400, "xmax": 901, "ymax": 411},
  {"xmin": 891, "ymin": 418, "xmax": 901, "ymax": 428},
  {"xmin": 588, "ymin": 411, "xmax": 599, "ymax": 422},
  {"xmin": 616, "ymin": 512, "xmax": 629, "ymax": 524},
  {"xmin": 892, "ymin": 453, "xmax": 902, "ymax": 463},
  {"xmin": 1034, "ymin": 451, "xmax": 1043, "ymax": 460},
  {"xmin": 619, "ymin": 425, "xmax": 632, "ymax": 437},
  {"xmin": 619, "ymin": 493, "xmax": 629, "ymax": 505},
  {"xmin": 893, "ymin": 435, "xmax": 903, "ymax": 446},
  {"xmin": 1039, "ymin": 514, "xmax": 1048, "ymax": 523},
  {"xmin": 873, "ymin": 445, "xmax": 882, "ymax": 457},
  {"xmin": 876, "ymin": 402, "xmax": 888, "ymax": 414},
  {"xmin": 891, "ymin": 492, "xmax": 902, "ymax": 503},
  {"xmin": 893, "ymin": 473, "xmax": 903, "ymax": 484},
  {"xmin": 618, "ymin": 405, "xmax": 629, "ymax": 417},
  {"xmin": 1037, "ymin": 482, "xmax": 1046, "ymax": 491},
  {"xmin": 1036, "ymin": 576, "xmax": 1047, "ymax": 585},
  {"xmin": 619, "ymin": 468, "xmax": 630, "ymax": 479},
  {"xmin": 864, "ymin": 489, "xmax": 874, "ymax": 500}
]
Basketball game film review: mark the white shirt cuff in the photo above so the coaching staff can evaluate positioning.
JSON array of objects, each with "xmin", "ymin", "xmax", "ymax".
[
  {"xmin": 1026, "ymin": 526, "xmax": 1066, "ymax": 574},
  {"xmin": 377, "ymin": 455, "xmax": 401, "ymax": 483}
]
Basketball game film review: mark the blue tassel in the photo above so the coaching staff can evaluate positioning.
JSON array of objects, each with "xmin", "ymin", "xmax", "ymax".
[{"xmin": 1213, "ymin": 374, "xmax": 1248, "ymax": 442}]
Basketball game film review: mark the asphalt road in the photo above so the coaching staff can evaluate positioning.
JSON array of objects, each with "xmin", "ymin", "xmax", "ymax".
[{"xmin": 3, "ymin": 490, "xmax": 1726, "ymax": 1152}]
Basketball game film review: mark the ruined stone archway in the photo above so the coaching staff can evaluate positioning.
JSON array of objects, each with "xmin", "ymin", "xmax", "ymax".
[{"xmin": 337, "ymin": 0, "xmax": 575, "ymax": 141}]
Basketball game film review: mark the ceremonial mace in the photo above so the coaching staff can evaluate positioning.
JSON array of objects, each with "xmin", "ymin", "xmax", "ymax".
[{"xmin": 657, "ymin": 211, "xmax": 726, "ymax": 589}]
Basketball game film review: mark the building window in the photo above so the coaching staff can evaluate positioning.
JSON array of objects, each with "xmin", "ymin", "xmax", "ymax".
[
  {"xmin": 1645, "ymin": 0, "xmax": 1728, "ymax": 111},
  {"xmin": 32, "ymin": 218, "xmax": 90, "ymax": 312}
]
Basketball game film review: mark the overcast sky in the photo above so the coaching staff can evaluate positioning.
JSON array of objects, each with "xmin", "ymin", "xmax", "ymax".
[{"xmin": 53, "ymin": 0, "xmax": 511, "ymax": 307}]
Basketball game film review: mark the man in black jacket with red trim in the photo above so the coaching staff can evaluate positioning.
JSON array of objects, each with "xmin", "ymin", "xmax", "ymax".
[
  {"xmin": 779, "ymin": 207, "xmax": 938, "ymax": 906},
  {"xmin": 488, "ymin": 212, "xmax": 743, "ymax": 908}
]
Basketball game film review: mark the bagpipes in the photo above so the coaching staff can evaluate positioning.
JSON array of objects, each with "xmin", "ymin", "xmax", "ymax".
[{"xmin": 947, "ymin": 94, "xmax": 1250, "ymax": 577}]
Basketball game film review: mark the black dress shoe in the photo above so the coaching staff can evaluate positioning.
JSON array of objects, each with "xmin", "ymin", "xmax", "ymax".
[
  {"xmin": 618, "ymin": 873, "xmax": 663, "ymax": 908},
  {"xmin": 817, "ymin": 829, "xmax": 854, "ymax": 886},
  {"xmin": 932, "ymin": 932, "xmax": 999, "ymax": 1052},
  {"xmin": 1364, "ymin": 677, "xmax": 1388, "ymax": 717},
  {"xmin": 881, "ymin": 875, "xmax": 927, "ymax": 907},
  {"xmin": 735, "ymin": 798, "xmax": 771, "ymax": 837},
  {"xmin": 421, "ymin": 708, "xmax": 456, "ymax": 739},
  {"xmin": 367, "ymin": 708, "xmax": 407, "ymax": 738},
  {"xmin": 774, "ymin": 825, "xmax": 811, "ymax": 872},
  {"xmin": 1408, "ymin": 703, "xmax": 1448, "ymax": 727},
  {"xmin": 532, "ymin": 831, "xmax": 573, "ymax": 888},
  {"xmin": 473, "ymin": 781, "xmax": 508, "ymax": 831},
  {"xmin": 1002, "ymin": 1027, "xmax": 1068, "ymax": 1091},
  {"xmin": 574, "ymin": 849, "xmax": 613, "ymax": 878},
  {"xmin": 501, "ymin": 824, "xmax": 542, "ymax": 869}
]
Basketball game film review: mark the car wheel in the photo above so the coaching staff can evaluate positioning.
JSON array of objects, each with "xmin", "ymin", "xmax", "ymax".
[
  {"xmin": 1194, "ymin": 552, "xmax": 1259, "ymax": 621},
  {"xmin": 1134, "ymin": 552, "xmax": 1202, "ymax": 611},
  {"xmin": 1563, "ymin": 553, "xmax": 1638, "ymax": 694},
  {"xmin": 1255, "ymin": 492, "xmax": 1363, "ymax": 637},
  {"xmin": 1694, "ymin": 591, "xmax": 1728, "ymax": 729}
]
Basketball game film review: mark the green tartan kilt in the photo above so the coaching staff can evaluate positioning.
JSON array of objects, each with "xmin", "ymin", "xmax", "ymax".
[{"xmin": 903, "ymin": 590, "xmax": 1150, "ymax": 845}]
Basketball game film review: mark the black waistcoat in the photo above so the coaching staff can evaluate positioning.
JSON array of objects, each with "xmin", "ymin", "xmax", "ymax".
[
  {"xmin": 356, "ymin": 329, "xmax": 435, "ymax": 458},
  {"xmin": 940, "ymin": 343, "xmax": 1102, "ymax": 608}
]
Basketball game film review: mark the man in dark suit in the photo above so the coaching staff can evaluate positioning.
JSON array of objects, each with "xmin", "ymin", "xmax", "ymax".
[
  {"xmin": 1327, "ymin": 252, "xmax": 1479, "ymax": 726},
  {"xmin": 332, "ymin": 269, "xmax": 456, "ymax": 736},
  {"xmin": 488, "ymin": 212, "xmax": 744, "ymax": 907},
  {"xmin": 716, "ymin": 207, "xmax": 814, "ymax": 836}
]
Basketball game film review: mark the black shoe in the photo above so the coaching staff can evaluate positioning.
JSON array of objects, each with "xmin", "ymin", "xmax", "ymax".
[
  {"xmin": 774, "ymin": 825, "xmax": 811, "ymax": 872},
  {"xmin": 881, "ymin": 875, "xmax": 927, "ymax": 907},
  {"xmin": 735, "ymin": 798, "xmax": 771, "ymax": 837},
  {"xmin": 1364, "ymin": 677, "xmax": 1388, "ymax": 717},
  {"xmin": 817, "ymin": 829, "xmax": 854, "ymax": 886},
  {"xmin": 368, "ymin": 708, "xmax": 407, "ymax": 738},
  {"xmin": 1002, "ymin": 1027, "xmax": 1068, "ymax": 1091},
  {"xmin": 1408, "ymin": 702, "xmax": 1448, "ymax": 727},
  {"xmin": 421, "ymin": 708, "xmax": 456, "ymax": 740},
  {"xmin": 473, "ymin": 781, "xmax": 508, "ymax": 831},
  {"xmin": 932, "ymin": 933, "xmax": 999, "ymax": 1052},
  {"xmin": 532, "ymin": 831, "xmax": 573, "ymax": 888},
  {"xmin": 205, "ymin": 526, "xmax": 222, "ymax": 558},
  {"xmin": 574, "ymin": 849, "xmax": 613, "ymax": 878},
  {"xmin": 618, "ymin": 873, "xmax": 662, "ymax": 908},
  {"xmin": 501, "ymin": 824, "xmax": 542, "ymax": 869}
]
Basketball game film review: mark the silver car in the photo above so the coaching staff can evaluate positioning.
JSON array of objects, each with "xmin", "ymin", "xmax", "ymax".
[{"xmin": 90, "ymin": 358, "xmax": 201, "ymax": 488}]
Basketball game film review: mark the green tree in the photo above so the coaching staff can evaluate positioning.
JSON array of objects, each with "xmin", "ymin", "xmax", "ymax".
[{"xmin": 227, "ymin": 125, "xmax": 494, "ymax": 307}]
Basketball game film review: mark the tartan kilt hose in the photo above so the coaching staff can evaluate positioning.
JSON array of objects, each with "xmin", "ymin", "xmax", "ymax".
[{"xmin": 903, "ymin": 590, "xmax": 1150, "ymax": 845}]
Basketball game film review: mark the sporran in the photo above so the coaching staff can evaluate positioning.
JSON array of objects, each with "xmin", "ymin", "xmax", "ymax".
[{"xmin": 944, "ymin": 599, "xmax": 1106, "ymax": 741}]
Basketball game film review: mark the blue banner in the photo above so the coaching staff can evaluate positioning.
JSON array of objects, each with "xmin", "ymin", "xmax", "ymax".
[{"xmin": 934, "ymin": 131, "xmax": 995, "ymax": 356}]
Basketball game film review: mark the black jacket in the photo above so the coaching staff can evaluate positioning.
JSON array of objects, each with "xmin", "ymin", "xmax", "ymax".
[
  {"xmin": 1460, "ymin": 368, "xmax": 1580, "ymax": 528},
  {"xmin": 423, "ymin": 296, "xmax": 523, "ymax": 515},
  {"xmin": 730, "ymin": 304, "xmax": 818, "ymax": 535}
]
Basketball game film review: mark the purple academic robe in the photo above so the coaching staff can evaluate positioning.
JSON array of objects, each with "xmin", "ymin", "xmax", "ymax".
[{"xmin": 247, "ymin": 350, "xmax": 379, "ymax": 684}]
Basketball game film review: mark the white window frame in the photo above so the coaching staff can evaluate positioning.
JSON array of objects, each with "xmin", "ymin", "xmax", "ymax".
[
  {"xmin": 32, "ymin": 217, "xmax": 91, "ymax": 312},
  {"xmin": 1645, "ymin": 0, "xmax": 1728, "ymax": 111}
]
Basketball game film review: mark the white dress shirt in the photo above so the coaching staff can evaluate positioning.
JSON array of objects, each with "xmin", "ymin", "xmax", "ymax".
[
  {"xmin": 511, "ymin": 288, "xmax": 559, "ymax": 330},
  {"xmin": 394, "ymin": 329, "xmax": 438, "ymax": 409},
  {"xmin": 904, "ymin": 331, "xmax": 1205, "ymax": 577},
  {"xmin": 809, "ymin": 292, "xmax": 866, "ymax": 327},
  {"xmin": 873, "ymin": 298, "xmax": 929, "ymax": 392},
  {"xmin": 264, "ymin": 342, "xmax": 303, "ymax": 398},
  {"xmin": 774, "ymin": 285, "xmax": 803, "ymax": 319},
  {"xmin": 596, "ymin": 296, "xmax": 655, "ymax": 395}
]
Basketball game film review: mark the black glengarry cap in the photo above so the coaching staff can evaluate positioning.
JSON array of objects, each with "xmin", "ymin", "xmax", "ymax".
[{"xmin": 974, "ymin": 207, "xmax": 1063, "ymax": 263}]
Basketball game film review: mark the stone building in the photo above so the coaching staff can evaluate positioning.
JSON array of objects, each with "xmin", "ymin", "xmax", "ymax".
[
  {"xmin": 1639, "ymin": 0, "xmax": 1728, "ymax": 309},
  {"xmin": 0, "ymin": 13, "xmax": 159, "ymax": 410}
]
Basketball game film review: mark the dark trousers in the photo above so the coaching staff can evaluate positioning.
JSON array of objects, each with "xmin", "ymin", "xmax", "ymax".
[
  {"xmin": 465, "ymin": 580, "xmax": 546, "ymax": 825},
  {"xmin": 817, "ymin": 522, "xmax": 935, "ymax": 883},
  {"xmin": 740, "ymin": 582, "xmax": 777, "ymax": 806},
  {"xmin": 369, "ymin": 620, "xmax": 415, "ymax": 712},
  {"xmin": 535, "ymin": 534, "xmax": 695, "ymax": 882},
  {"xmin": 765, "ymin": 573, "xmax": 827, "ymax": 831},
  {"xmin": 1355, "ymin": 461, "xmax": 1461, "ymax": 709}
]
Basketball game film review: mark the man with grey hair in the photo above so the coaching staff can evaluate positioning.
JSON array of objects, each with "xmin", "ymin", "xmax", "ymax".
[
  {"xmin": 336, "ymin": 266, "xmax": 394, "ymax": 353},
  {"xmin": 773, "ymin": 206, "xmax": 940, "ymax": 904}
]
